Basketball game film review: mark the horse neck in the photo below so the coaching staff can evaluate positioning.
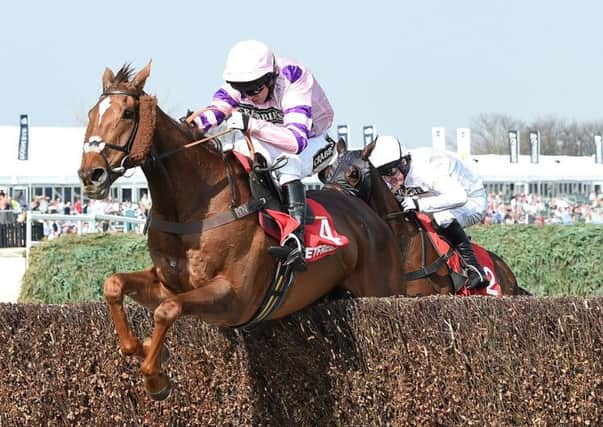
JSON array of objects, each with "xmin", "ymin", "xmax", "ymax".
[
  {"xmin": 142, "ymin": 109, "xmax": 241, "ymax": 221},
  {"xmin": 368, "ymin": 169, "xmax": 421, "ymax": 254}
]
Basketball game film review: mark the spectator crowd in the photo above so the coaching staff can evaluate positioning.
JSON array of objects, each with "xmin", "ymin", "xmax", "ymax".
[
  {"xmin": 483, "ymin": 191, "xmax": 603, "ymax": 225},
  {"xmin": 0, "ymin": 190, "xmax": 150, "ymax": 240},
  {"xmin": 1, "ymin": 188, "xmax": 603, "ymax": 242}
]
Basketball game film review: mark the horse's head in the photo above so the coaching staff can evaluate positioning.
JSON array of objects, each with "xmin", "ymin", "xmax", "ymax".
[
  {"xmin": 78, "ymin": 61, "xmax": 156, "ymax": 199},
  {"xmin": 324, "ymin": 139, "xmax": 376, "ymax": 202}
]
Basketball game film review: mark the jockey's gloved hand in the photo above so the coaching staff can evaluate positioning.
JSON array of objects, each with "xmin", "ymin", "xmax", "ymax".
[
  {"xmin": 179, "ymin": 109, "xmax": 196, "ymax": 127},
  {"xmin": 226, "ymin": 111, "xmax": 250, "ymax": 131},
  {"xmin": 401, "ymin": 197, "xmax": 419, "ymax": 212}
]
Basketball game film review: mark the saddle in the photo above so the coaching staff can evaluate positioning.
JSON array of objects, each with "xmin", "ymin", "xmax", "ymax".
[
  {"xmin": 234, "ymin": 151, "xmax": 349, "ymax": 263},
  {"xmin": 233, "ymin": 151, "xmax": 349, "ymax": 331}
]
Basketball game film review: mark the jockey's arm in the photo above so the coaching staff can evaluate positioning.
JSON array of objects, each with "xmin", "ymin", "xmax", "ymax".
[
  {"xmin": 416, "ymin": 174, "xmax": 468, "ymax": 213},
  {"xmin": 192, "ymin": 86, "xmax": 238, "ymax": 132}
]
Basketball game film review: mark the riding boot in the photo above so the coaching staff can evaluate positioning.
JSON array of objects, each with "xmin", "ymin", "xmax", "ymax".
[
  {"xmin": 283, "ymin": 179, "xmax": 307, "ymax": 271},
  {"xmin": 439, "ymin": 220, "xmax": 489, "ymax": 290},
  {"xmin": 267, "ymin": 180, "xmax": 307, "ymax": 271}
]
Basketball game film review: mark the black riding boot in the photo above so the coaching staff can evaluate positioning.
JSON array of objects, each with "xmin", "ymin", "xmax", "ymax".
[
  {"xmin": 440, "ymin": 220, "xmax": 489, "ymax": 290},
  {"xmin": 270, "ymin": 179, "xmax": 307, "ymax": 271}
]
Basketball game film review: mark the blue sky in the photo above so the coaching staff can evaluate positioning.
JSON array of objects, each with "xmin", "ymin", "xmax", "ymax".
[{"xmin": 1, "ymin": 1, "xmax": 603, "ymax": 148}]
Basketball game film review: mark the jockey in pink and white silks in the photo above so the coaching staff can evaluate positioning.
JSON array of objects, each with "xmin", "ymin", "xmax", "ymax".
[
  {"xmin": 190, "ymin": 40, "xmax": 334, "ymax": 271},
  {"xmin": 368, "ymin": 135, "xmax": 490, "ymax": 290}
]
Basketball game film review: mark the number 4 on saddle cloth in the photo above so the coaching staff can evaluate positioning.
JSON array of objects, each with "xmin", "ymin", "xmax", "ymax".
[
  {"xmin": 415, "ymin": 212, "xmax": 502, "ymax": 297},
  {"xmin": 259, "ymin": 200, "xmax": 349, "ymax": 262},
  {"xmin": 232, "ymin": 151, "xmax": 349, "ymax": 264}
]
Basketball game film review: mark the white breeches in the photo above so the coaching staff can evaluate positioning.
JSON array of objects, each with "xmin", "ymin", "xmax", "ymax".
[{"xmin": 232, "ymin": 133, "xmax": 327, "ymax": 185}]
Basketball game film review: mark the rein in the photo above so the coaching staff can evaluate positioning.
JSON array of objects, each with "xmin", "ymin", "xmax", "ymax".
[
  {"xmin": 384, "ymin": 207, "xmax": 453, "ymax": 283},
  {"xmin": 92, "ymin": 88, "xmax": 260, "ymax": 225},
  {"xmin": 152, "ymin": 128, "xmax": 237, "ymax": 162},
  {"xmin": 93, "ymin": 90, "xmax": 256, "ymax": 175}
]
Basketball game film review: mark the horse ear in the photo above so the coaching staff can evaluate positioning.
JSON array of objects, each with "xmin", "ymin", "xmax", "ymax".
[
  {"xmin": 102, "ymin": 67, "xmax": 114, "ymax": 92},
  {"xmin": 131, "ymin": 60, "xmax": 152, "ymax": 92},
  {"xmin": 336, "ymin": 138, "xmax": 347, "ymax": 155},
  {"xmin": 361, "ymin": 139, "xmax": 377, "ymax": 161}
]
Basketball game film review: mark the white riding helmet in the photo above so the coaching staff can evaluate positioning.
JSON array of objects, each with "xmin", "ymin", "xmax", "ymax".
[
  {"xmin": 368, "ymin": 135, "xmax": 409, "ymax": 168},
  {"xmin": 223, "ymin": 40, "xmax": 275, "ymax": 83}
]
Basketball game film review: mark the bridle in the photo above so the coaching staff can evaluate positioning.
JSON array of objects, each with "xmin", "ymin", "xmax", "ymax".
[
  {"xmin": 326, "ymin": 152, "xmax": 372, "ymax": 201},
  {"xmin": 328, "ymin": 155, "xmax": 451, "ymax": 287},
  {"xmin": 84, "ymin": 89, "xmax": 141, "ymax": 178},
  {"xmin": 84, "ymin": 87, "xmax": 265, "ymax": 233}
]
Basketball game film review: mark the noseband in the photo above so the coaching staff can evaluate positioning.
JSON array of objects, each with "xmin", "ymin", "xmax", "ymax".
[
  {"xmin": 84, "ymin": 89, "xmax": 141, "ymax": 177},
  {"xmin": 328, "ymin": 153, "xmax": 373, "ymax": 202}
]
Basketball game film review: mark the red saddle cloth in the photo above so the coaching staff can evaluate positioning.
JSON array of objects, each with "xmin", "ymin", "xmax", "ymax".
[
  {"xmin": 260, "ymin": 200, "xmax": 349, "ymax": 263},
  {"xmin": 416, "ymin": 212, "xmax": 502, "ymax": 297},
  {"xmin": 232, "ymin": 151, "xmax": 349, "ymax": 263}
]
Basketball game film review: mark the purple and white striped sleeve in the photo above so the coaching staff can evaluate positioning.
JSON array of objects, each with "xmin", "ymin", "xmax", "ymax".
[{"xmin": 193, "ymin": 85, "xmax": 240, "ymax": 132}]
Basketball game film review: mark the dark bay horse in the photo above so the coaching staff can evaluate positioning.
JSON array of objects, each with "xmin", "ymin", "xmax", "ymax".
[
  {"xmin": 324, "ymin": 139, "xmax": 529, "ymax": 297},
  {"xmin": 78, "ymin": 62, "xmax": 405, "ymax": 399}
]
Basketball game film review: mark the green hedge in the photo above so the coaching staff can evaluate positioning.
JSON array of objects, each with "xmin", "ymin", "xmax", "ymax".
[
  {"xmin": 20, "ymin": 233, "xmax": 151, "ymax": 304},
  {"xmin": 19, "ymin": 225, "xmax": 603, "ymax": 303},
  {"xmin": 468, "ymin": 225, "xmax": 603, "ymax": 297}
]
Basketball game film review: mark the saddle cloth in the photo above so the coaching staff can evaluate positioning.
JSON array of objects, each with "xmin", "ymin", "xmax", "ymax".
[
  {"xmin": 259, "ymin": 200, "xmax": 349, "ymax": 263},
  {"xmin": 232, "ymin": 150, "xmax": 349, "ymax": 263},
  {"xmin": 416, "ymin": 212, "xmax": 502, "ymax": 297}
]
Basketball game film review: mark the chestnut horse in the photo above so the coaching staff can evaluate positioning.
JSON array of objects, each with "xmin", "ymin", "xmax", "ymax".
[
  {"xmin": 324, "ymin": 140, "xmax": 529, "ymax": 297},
  {"xmin": 78, "ymin": 62, "xmax": 405, "ymax": 399}
]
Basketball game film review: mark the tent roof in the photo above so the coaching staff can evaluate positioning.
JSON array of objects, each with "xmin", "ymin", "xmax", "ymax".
[
  {"xmin": 0, "ymin": 125, "xmax": 145, "ymax": 186},
  {"xmin": 1, "ymin": 126, "xmax": 602, "ymax": 186}
]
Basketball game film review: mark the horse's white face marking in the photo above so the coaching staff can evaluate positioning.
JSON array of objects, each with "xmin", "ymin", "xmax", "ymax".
[
  {"xmin": 97, "ymin": 97, "xmax": 112, "ymax": 128},
  {"xmin": 84, "ymin": 136, "xmax": 106, "ymax": 153}
]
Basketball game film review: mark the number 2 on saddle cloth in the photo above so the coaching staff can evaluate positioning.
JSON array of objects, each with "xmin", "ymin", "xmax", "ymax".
[{"xmin": 415, "ymin": 212, "xmax": 502, "ymax": 297}]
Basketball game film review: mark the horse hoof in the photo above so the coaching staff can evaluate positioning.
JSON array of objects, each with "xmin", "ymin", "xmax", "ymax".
[{"xmin": 146, "ymin": 375, "xmax": 172, "ymax": 401}]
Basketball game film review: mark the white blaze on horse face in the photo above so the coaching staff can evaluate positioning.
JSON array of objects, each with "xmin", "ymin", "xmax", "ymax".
[
  {"xmin": 84, "ymin": 136, "xmax": 106, "ymax": 153},
  {"xmin": 97, "ymin": 97, "xmax": 112, "ymax": 129}
]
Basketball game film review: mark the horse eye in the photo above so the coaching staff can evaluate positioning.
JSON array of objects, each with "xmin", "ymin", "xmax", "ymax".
[
  {"xmin": 348, "ymin": 167, "xmax": 359, "ymax": 180},
  {"xmin": 318, "ymin": 166, "xmax": 333, "ymax": 184},
  {"xmin": 122, "ymin": 110, "xmax": 135, "ymax": 120}
]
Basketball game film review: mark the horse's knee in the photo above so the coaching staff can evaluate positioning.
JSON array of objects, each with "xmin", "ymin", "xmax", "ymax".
[
  {"xmin": 154, "ymin": 299, "xmax": 182, "ymax": 324},
  {"xmin": 104, "ymin": 275, "xmax": 124, "ymax": 304}
]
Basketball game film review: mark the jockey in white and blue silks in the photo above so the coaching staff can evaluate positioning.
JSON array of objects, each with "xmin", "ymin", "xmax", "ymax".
[
  {"xmin": 190, "ymin": 40, "xmax": 334, "ymax": 271},
  {"xmin": 368, "ymin": 135, "xmax": 490, "ymax": 290}
]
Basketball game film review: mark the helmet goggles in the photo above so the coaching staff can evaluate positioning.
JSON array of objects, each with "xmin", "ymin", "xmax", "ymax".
[
  {"xmin": 377, "ymin": 161, "xmax": 401, "ymax": 177},
  {"xmin": 229, "ymin": 73, "xmax": 274, "ymax": 97}
]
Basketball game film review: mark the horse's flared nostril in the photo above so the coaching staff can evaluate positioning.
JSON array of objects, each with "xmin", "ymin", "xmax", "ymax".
[
  {"xmin": 79, "ymin": 167, "xmax": 107, "ymax": 186},
  {"xmin": 91, "ymin": 168, "xmax": 105, "ymax": 182},
  {"xmin": 91, "ymin": 167, "xmax": 107, "ymax": 183}
]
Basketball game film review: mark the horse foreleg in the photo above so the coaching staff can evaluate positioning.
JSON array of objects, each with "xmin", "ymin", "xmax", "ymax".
[
  {"xmin": 104, "ymin": 267, "xmax": 175, "ymax": 358},
  {"xmin": 140, "ymin": 276, "xmax": 238, "ymax": 400}
]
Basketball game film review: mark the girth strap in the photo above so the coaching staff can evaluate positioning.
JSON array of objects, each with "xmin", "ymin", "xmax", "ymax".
[
  {"xmin": 148, "ymin": 197, "xmax": 268, "ymax": 235},
  {"xmin": 404, "ymin": 247, "xmax": 454, "ymax": 281},
  {"xmin": 236, "ymin": 259, "xmax": 296, "ymax": 332}
]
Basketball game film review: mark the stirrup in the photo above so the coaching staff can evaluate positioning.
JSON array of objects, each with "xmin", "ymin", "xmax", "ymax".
[
  {"xmin": 282, "ymin": 233, "xmax": 306, "ymax": 271},
  {"xmin": 465, "ymin": 264, "xmax": 489, "ymax": 290},
  {"xmin": 268, "ymin": 233, "xmax": 307, "ymax": 271}
]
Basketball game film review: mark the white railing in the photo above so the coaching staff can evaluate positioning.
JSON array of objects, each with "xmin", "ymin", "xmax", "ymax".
[{"xmin": 25, "ymin": 211, "xmax": 147, "ymax": 266}]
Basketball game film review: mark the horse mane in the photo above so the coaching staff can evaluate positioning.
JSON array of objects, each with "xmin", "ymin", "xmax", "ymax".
[
  {"xmin": 101, "ymin": 63, "xmax": 218, "ymax": 162},
  {"xmin": 113, "ymin": 64, "xmax": 135, "ymax": 87}
]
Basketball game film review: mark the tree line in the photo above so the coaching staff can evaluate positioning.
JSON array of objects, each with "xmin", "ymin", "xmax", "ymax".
[{"xmin": 469, "ymin": 113, "xmax": 603, "ymax": 156}]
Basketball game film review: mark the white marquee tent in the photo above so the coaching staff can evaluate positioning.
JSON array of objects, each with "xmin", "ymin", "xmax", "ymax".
[{"xmin": 1, "ymin": 125, "xmax": 602, "ymax": 202}]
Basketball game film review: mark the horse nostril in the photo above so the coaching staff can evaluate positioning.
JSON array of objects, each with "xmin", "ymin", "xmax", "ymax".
[{"xmin": 91, "ymin": 167, "xmax": 106, "ymax": 183}]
